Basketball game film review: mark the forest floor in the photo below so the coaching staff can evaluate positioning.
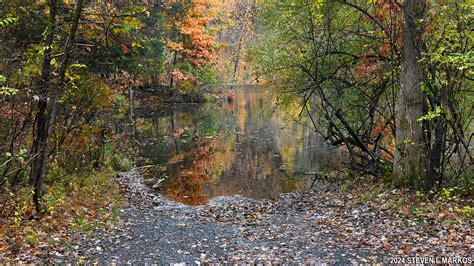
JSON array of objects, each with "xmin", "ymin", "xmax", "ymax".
[{"xmin": 6, "ymin": 170, "xmax": 473, "ymax": 264}]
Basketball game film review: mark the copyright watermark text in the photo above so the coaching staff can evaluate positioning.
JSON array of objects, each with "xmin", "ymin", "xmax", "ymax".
[{"xmin": 384, "ymin": 257, "xmax": 472, "ymax": 264}]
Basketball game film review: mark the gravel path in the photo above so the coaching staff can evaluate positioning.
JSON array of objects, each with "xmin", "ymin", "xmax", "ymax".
[
  {"xmin": 60, "ymin": 170, "xmax": 354, "ymax": 264},
  {"xmin": 57, "ymin": 170, "xmax": 471, "ymax": 264}
]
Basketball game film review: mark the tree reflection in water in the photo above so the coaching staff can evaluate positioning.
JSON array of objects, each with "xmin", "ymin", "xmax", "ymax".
[{"xmin": 127, "ymin": 86, "xmax": 343, "ymax": 205}]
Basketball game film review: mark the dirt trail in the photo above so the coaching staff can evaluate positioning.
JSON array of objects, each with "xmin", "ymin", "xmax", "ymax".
[{"xmin": 48, "ymin": 170, "xmax": 471, "ymax": 264}]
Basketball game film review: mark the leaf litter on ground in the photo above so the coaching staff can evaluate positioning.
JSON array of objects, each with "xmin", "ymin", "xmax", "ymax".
[{"xmin": 3, "ymin": 170, "xmax": 472, "ymax": 264}]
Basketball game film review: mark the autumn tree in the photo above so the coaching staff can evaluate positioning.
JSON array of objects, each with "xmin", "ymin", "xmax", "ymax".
[
  {"xmin": 31, "ymin": 0, "xmax": 85, "ymax": 213},
  {"xmin": 1, "ymin": 0, "xmax": 225, "ymax": 218},
  {"xmin": 253, "ymin": 0, "xmax": 472, "ymax": 190},
  {"xmin": 165, "ymin": 0, "xmax": 218, "ymax": 88}
]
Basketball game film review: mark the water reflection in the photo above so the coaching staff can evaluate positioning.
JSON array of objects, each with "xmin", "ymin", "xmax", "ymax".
[{"xmin": 124, "ymin": 86, "xmax": 342, "ymax": 205}]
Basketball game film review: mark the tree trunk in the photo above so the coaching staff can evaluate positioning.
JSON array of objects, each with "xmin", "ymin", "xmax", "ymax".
[
  {"xmin": 393, "ymin": 0, "xmax": 429, "ymax": 189},
  {"xmin": 30, "ymin": 0, "xmax": 57, "ymax": 214},
  {"xmin": 169, "ymin": 52, "xmax": 178, "ymax": 88},
  {"xmin": 232, "ymin": 33, "xmax": 244, "ymax": 84},
  {"xmin": 30, "ymin": 0, "xmax": 84, "ymax": 214}
]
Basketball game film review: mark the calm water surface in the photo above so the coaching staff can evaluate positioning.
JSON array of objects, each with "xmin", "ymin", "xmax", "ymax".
[{"xmin": 126, "ymin": 86, "xmax": 342, "ymax": 205}]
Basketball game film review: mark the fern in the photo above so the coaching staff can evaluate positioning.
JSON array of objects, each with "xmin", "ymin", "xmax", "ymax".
[{"xmin": 0, "ymin": 16, "xmax": 18, "ymax": 27}]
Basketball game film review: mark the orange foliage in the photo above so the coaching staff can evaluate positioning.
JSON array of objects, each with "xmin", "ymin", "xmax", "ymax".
[
  {"xmin": 374, "ymin": 0, "xmax": 402, "ymax": 57},
  {"xmin": 353, "ymin": 52, "xmax": 380, "ymax": 79},
  {"xmin": 354, "ymin": 0, "xmax": 402, "ymax": 78},
  {"xmin": 370, "ymin": 117, "xmax": 395, "ymax": 162},
  {"xmin": 166, "ymin": 0, "xmax": 217, "ymax": 68}
]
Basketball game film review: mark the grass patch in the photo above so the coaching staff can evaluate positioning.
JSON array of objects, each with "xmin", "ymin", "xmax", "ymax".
[{"xmin": 0, "ymin": 170, "xmax": 123, "ymax": 257}]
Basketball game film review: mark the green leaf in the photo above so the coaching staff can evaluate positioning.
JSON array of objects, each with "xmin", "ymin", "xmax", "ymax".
[
  {"xmin": 0, "ymin": 16, "xmax": 18, "ymax": 27},
  {"xmin": 417, "ymin": 106, "xmax": 442, "ymax": 122},
  {"xmin": 0, "ymin": 86, "xmax": 18, "ymax": 95}
]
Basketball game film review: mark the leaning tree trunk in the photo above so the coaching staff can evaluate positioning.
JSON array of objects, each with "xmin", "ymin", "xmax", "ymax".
[
  {"xmin": 30, "ymin": 0, "xmax": 84, "ymax": 214},
  {"xmin": 393, "ymin": 0, "xmax": 429, "ymax": 189}
]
